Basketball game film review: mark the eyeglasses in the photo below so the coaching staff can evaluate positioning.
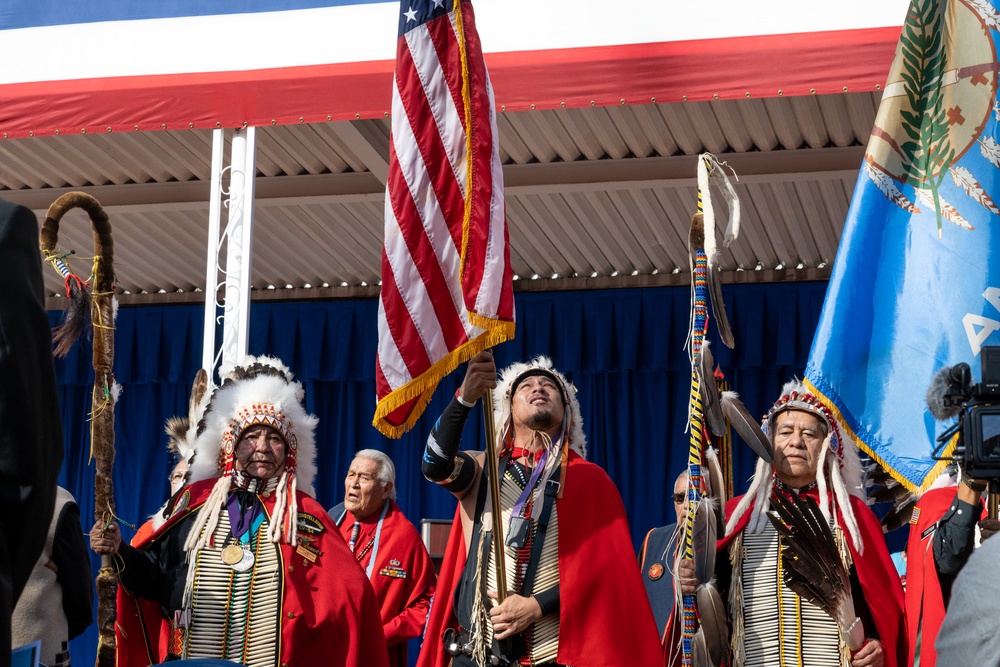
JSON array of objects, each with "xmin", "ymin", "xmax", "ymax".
[{"xmin": 672, "ymin": 492, "xmax": 686, "ymax": 504}]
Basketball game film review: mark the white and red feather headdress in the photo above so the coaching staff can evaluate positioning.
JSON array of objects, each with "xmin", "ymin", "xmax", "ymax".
[
  {"xmin": 726, "ymin": 379, "xmax": 866, "ymax": 553},
  {"xmin": 184, "ymin": 356, "xmax": 318, "ymax": 551}
]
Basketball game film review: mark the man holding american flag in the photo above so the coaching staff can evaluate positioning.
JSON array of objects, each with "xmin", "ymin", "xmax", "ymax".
[
  {"xmin": 378, "ymin": 3, "xmax": 660, "ymax": 662},
  {"xmin": 418, "ymin": 351, "xmax": 663, "ymax": 667}
]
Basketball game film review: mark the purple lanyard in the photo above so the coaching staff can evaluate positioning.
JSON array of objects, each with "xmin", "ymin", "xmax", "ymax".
[
  {"xmin": 510, "ymin": 448, "xmax": 548, "ymax": 519},
  {"xmin": 226, "ymin": 492, "xmax": 264, "ymax": 544}
]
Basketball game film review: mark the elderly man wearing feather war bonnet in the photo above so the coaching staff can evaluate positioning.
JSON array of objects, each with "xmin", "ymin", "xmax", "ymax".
[
  {"xmin": 90, "ymin": 356, "xmax": 388, "ymax": 667},
  {"xmin": 417, "ymin": 351, "xmax": 663, "ymax": 667},
  {"xmin": 703, "ymin": 382, "xmax": 906, "ymax": 667}
]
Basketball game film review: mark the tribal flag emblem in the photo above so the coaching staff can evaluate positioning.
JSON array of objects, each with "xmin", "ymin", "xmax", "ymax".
[{"xmin": 866, "ymin": 0, "xmax": 999, "ymax": 236}]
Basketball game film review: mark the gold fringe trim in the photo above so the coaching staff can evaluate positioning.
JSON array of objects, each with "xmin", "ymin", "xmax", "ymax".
[
  {"xmin": 373, "ymin": 323, "xmax": 515, "ymax": 438},
  {"xmin": 469, "ymin": 523, "xmax": 491, "ymax": 667}
]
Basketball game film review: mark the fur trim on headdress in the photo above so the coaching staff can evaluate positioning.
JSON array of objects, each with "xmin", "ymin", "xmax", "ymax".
[
  {"xmin": 491, "ymin": 357, "xmax": 585, "ymax": 507},
  {"xmin": 184, "ymin": 356, "xmax": 318, "ymax": 552},
  {"xmin": 219, "ymin": 355, "xmax": 296, "ymax": 385},
  {"xmin": 725, "ymin": 379, "xmax": 865, "ymax": 553},
  {"xmin": 493, "ymin": 356, "xmax": 586, "ymax": 459}
]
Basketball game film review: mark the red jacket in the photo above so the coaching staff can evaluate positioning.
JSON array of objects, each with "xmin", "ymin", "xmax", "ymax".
[
  {"xmin": 418, "ymin": 451, "xmax": 663, "ymax": 667},
  {"xmin": 334, "ymin": 500, "xmax": 436, "ymax": 667},
  {"xmin": 115, "ymin": 479, "xmax": 389, "ymax": 667},
  {"xmin": 720, "ymin": 489, "xmax": 907, "ymax": 667},
  {"xmin": 904, "ymin": 486, "xmax": 986, "ymax": 667}
]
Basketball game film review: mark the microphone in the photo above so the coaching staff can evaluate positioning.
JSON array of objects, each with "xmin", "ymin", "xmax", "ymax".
[{"xmin": 925, "ymin": 364, "xmax": 970, "ymax": 421}]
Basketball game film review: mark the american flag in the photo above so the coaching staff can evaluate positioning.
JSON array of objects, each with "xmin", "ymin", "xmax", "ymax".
[{"xmin": 374, "ymin": 0, "xmax": 515, "ymax": 437}]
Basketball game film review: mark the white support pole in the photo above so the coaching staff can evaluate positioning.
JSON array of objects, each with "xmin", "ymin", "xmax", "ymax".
[
  {"xmin": 220, "ymin": 127, "xmax": 257, "ymax": 369},
  {"xmin": 202, "ymin": 128, "xmax": 224, "ymax": 379},
  {"xmin": 240, "ymin": 127, "xmax": 257, "ymax": 353}
]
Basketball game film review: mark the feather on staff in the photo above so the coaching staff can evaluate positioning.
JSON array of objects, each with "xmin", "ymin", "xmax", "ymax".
[
  {"xmin": 689, "ymin": 213, "xmax": 733, "ymax": 350},
  {"xmin": 697, "ymin": 343, "xmax": 726, "ymax": 437},
  {"xmin": 695, "ymin": 584, "xmax": 727, "ymax": 667},
  {"xmin": 719, "ymin": 390, "xmax": 773, "ymax": 463}
]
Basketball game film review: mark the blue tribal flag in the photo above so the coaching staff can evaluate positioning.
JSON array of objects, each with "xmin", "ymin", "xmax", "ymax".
[{"xmin": 806, "ymin": 0, "xmax": 1000, "ymax": 493}]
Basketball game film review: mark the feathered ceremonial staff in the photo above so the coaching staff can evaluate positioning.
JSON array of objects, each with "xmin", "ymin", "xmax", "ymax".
[
  {"xmin": 766, "ymin": 492, "xmax": 865, "ymax": 651},
  {"xmin": 678, "ymin": 154, "xmax": 733, "ymax": 667},
  {"xmin": 40, "ymin": 192, "xmax": 119, "ymax": 667},
  {"xmin": 677, "ymin": 155, "xmax": 771, "ymax": 667}
]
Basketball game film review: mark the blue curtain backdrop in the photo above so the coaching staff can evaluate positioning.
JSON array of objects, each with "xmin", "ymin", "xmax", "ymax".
[{"xmin": 55, "ymin": 281, "xmax": 828, "ymax": 664}]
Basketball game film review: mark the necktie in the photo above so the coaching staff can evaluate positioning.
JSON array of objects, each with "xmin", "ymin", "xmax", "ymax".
[{"xmin": 348, "ymin": 521, "xmax": 361, "ymax": 551}]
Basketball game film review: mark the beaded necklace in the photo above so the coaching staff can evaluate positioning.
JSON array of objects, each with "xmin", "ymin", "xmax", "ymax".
[
  {"xmin": 352, "ymin": 501, "xmax": 391, "ymax": 575},
  {"xmin": 354, "ymin": 533, "xmax": 377, "ymax": 562}
]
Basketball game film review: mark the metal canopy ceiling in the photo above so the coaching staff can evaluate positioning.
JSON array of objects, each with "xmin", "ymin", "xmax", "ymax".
[{"xmin": 0, "ymin": 91, "xmax": 881, "ymax": 308}]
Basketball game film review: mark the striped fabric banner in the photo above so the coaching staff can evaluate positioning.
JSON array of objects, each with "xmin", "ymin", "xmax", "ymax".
[{"xmin": 374, "ymin": 0, "xmax": 514, "ymax": 438}]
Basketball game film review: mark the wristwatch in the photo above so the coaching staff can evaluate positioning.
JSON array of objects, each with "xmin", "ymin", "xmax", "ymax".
[{"xmin": 962, "ymin": 476, "xmax": 987, "ymax": 493}]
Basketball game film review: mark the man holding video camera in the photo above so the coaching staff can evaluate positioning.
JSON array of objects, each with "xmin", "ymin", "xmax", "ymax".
[
  {"xmin": 924, "ymin": 351, "xmax": 1000, "ymax": 589},
  {"xmin": 932, "ymin": 473, "xmax": 996, "ymax": 588},
  {"xmin": 907, "ymin": 350, "xmax": 1000, "ymax": 666}
]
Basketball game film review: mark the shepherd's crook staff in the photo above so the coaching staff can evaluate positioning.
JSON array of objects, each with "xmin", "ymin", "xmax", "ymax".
[{"xmin": 40, "ymin": 192, "xmax": 118, "ymax": 667}]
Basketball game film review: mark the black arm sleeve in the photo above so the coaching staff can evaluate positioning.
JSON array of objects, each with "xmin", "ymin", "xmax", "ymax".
[
  {"xmin": 422, "ymin": 397, "xmax": 477, "ymax": 492},
  {"xmin": 52, "ymin": 502, "xmax": 94, "ymax": 639},
  {"xmin": 933, "ymin": 497, "xmax": 980, "ymax": 602},
  {"xmin": 534, "ymin": 584, "xmax": 560, "ymax": 617},
  {"xmin": 115, "ymin": 541, "xmax": 168, "ymax": 601}
]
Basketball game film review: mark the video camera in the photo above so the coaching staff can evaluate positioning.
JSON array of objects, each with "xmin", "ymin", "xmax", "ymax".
[{"xmin": 931, "ymin": 345, "xmax": 1000, "ymax": 480}]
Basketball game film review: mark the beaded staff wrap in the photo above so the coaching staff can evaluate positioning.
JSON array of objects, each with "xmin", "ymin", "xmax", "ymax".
[
  {"xmin": 39, "ymin": 192, "xmax": 118, "ymax": 667},
  {"xmin": 682, "ymin": 246, "xmax": 709, "ymax": 666},
  {"xmin": 680, "ymin": 158, "xmax": 714, "ymax": 665}
]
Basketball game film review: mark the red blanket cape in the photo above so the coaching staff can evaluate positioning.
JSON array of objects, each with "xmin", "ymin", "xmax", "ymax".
[
  {"xmin": 904, "ymin": 486, "xmax": 986, "ymax": 667},
  {"xmin": 115, "ymin": 479, "xmax": 389, "ymax": 667},
  {"xmin": 417, "ymin": 451, "xmax": 663, "ymax": 667},
  {"xmin": 719, "ymin": 489, "xmax": 907, "ymax": 667},
  {"xmin": 338, "ymin": 500, "xmax": 436, "ymax": 667}
]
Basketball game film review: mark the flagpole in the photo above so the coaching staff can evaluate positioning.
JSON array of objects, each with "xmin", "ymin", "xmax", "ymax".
[{"xmin": 482, "ymin": 385, "xmax": 509, "ymax": 602}]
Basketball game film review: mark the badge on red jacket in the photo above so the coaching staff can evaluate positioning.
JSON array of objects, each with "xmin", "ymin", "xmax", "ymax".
[{"xmin": 379, "ymin": 559, "xmax": 407, "ymax": 578}]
